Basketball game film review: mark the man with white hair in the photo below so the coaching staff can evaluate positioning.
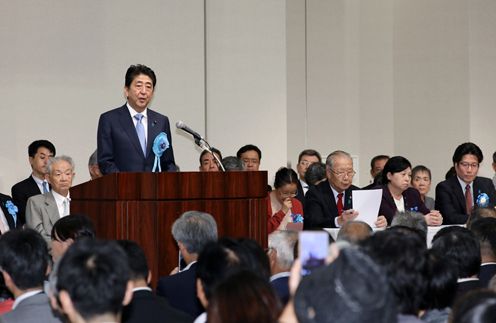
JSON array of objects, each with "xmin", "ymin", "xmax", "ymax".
[{"xmin": 268, "ymin": 230, "xmax": 298, "ymax": 305}]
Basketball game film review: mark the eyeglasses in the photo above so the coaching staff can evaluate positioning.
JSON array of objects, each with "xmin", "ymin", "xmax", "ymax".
[
  {"xmin": 279, "ymin": 191, "xmax": 297, "ymax": 198},
  {"xmin": 458, "ymin": 162, "xmax": 479, "ymax": 169},
  {"xmin": 330, "ymin": 169, "xmax": 356, "ymax": 178}
]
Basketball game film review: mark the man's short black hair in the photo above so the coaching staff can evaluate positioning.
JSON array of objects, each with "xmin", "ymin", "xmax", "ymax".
[
  {"xmin": 493, "ymin": 151, "xmax": 496, "ymax": 164},
  {"xmin": 55, "ymin": 239, "xmax": 130, "ymax": 320},
  {"xmin": 51, "ymin": 214, "xmax": 95, "ymax": 242},
  {"xmin": 431, "ymin": 226, "xmax": 481, "ymax": 278},
  {"xmin": 452, "ymin": 142, "xmax": 484, "ymax": 164},
  {"xmin": 370, "ymin": 155, "xmax": 389, "ymax": 169},
  {"xmin": 0, "ymin": 229, "xmax": 49, "ymax": 290},
  {"xmin": 469, "ymin": 217, "xmax": 496, "ymax": 258},
  {"xmin": 236, "ymin": 144, "xmax": 261, "ymax": 160},
  {"xmin": 298, "ymin": 149, "xmax": 322, "ymax": 163},
  {"xmin": 116, "ymin": 240, "xmax": 149, "ymax": 281},
  {"xmin": 422, "ymin": 250, "xmax": 458, "ymax": 310},
  {"xmin": 199, "ymin": 148, "xmax": 222, "ymax": 164},
  {"xmin": 28, "ymin": 140, "xmax": 56, "ymax": 157},
  {"xmin": 125, "ymin": 64, "xmax": 156, "ymax": 88}
]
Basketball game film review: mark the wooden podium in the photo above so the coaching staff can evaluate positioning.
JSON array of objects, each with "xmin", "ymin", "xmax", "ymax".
[{"xmin": 70, "ymin": 171, "xmax": 268, "ymax": 287}]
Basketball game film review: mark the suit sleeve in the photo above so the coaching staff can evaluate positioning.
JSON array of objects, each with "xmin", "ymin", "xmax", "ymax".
[
  {"xmin": 97, "ymin": 113, "xmax": 120, "ymax": 174},
  {"xmin": 11, "ymin": 184, "xmax": 27, "ymax": 225},
  {"xmin": 304, "ymin": 189, "xmax": 333, "ymax": 229},
  {"xmin": 435, "ymin": 182, "xmax": 468, "ymax": 224},
  {"xmin": 25, "ymin": 197, "xmax": 51, "ymax": 243}
]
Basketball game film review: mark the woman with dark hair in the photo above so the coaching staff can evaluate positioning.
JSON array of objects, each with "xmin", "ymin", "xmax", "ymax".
[
  {"xmin": 51, "ymin": 214, "xmax": 96, "ymax": 262},
  {"xmin": 378, "ymin": 156, "xmax": 443, "ymax": 226},
  {"xmin": 207, "ymin": 270, "xmax": 282, "ymax": 323},
  {"xmin": 267, "ymin": 167, "xmax": 304, "ymax": 234},
  {"xmin": 411, "ymin": 165, "xmax": 435, "ymax": 210}
]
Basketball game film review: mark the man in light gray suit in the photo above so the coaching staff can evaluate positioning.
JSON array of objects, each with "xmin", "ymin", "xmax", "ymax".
[
  {"xmin": 0, "ymin": 229, "xmax": 62, "ymax": 323},
  {"xmin": 26, "ymin": 155, "xmax": 75, "ymax": 247}
]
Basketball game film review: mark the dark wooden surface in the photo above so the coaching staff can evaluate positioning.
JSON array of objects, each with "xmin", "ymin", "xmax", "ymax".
[{"xmin": 70, "ymin": 171, "xmax": 268, "ymax": 288}]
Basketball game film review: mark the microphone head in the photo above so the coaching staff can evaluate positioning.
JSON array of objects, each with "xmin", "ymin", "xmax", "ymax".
[{"xmin": 175, "ymin": 120, "xmax": 185, "ymax": 129}]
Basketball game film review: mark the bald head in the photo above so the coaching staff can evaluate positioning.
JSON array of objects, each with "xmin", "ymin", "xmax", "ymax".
[{"xmin": 337, "ymin": 221, "xmax": 373, "ymax": 244}]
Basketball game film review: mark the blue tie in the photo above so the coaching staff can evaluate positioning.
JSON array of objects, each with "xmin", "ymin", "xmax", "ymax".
[
  {"xmin": 42, "ymin": 181, "xmax": 49, "ymax": 193},
  {"xmin": 134, "ymin": 114, "xmax": 147, "ymax": 156}
]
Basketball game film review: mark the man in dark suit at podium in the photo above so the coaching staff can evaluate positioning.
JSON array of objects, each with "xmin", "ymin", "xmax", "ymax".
[{"xmin": 97, "ymin": 64, "xmax": 176, "ymax": 174}]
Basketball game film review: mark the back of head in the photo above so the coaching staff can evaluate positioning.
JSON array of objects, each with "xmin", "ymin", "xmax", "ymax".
[
  {"xmin": 469, "ymin": 217, "xmax": 496, "ymax": 261},
  {"xmin": 423, "ymin": 250, "xmax": 458, "ymax": 310},
  {"xmin": 221, "ymin": 156, "xmax": 244, "ymax": 171},
  {"xmin": 207, "ymin": 270, "xmax": 281, "ymax": 323},
  {"xmin": 294, "ymin": 247, "xmax": 397, "ymax": 323},
  {"xmin": 431, "ymin": 226, "xmax": 481, "ymax": 278},
  {"xmin": 54, "ymin": 239, "xmax": 130, "ymax": 321},
  {"xmin": 116, "ymin": 240, "xmax": 149, "ymax": 281},
  {"xmin": 0, "ymin": 229, "xmax": 49, "ymax": 290},
  {"xmin": 451, "ymin": 290, "xmax": 496, "ymax": 323},
  {"xmin": 467, "ymin": 208, "xmax": 496, "ymax": 229},
  {"xmin": 304, "ymin": 163, "xmax": 326, "ymax": 186},
  {"xmin": 51, "ymin": 214, "xmax": 96, "ymax": 242},
  {"xmin": 172, "ymin": 211, "xmax": 218, "ymax": 254},
  {"xmin": 360, "ymin": 228, "xmax": 427, "ymax": 315},
  {"xmin": 88, "ymin": 150, "xmax": 98, "ymax": 166},
  {"xmin": 391, "ymin": 211, "xmax": 428, "ymax": 240},
  {"xmin": 336, "ymin": 221, "xmax": 372, "ymax": 244},
  {"xmin": 452, "ymin": 142, "xmax": 484, "ymax": 164},
  {"xmin": 268, "ymin": 230, "xmax": 298, "ymax": 271},
  {"xmin": 220, "ymin": 237, "xmax": 271, "ymax": 281}
]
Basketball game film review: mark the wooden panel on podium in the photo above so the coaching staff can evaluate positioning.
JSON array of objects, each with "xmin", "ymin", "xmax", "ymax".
[{"xmin": 70, "ymin": 171, "xmax": 267, "ymax": 288}]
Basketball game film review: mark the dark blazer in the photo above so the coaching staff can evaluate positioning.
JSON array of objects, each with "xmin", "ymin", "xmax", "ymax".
[
  {"xmin": 0, "ymin": 193, "xmax": 18, "ymax": 230},
  {"xmin": 295, "ymin": 180, "xmax": 306, "ymax": 206},
  {"xmin": 122, "ymin": 290, "xmax": 193, "ymax": 323},
  {"xmin": 303, "ymin": 180, "xmax": 358, "ymax": 229},
  {"xmin": 378, "ymin": 186, "xmax": 430, "ymax": 225},
  {"xmin": 271, "ymin": 275, "xmax": 290, "ymax": 305},
  {"xmin": 11, "ymin": 176, "xmax": 43, "ymax": 226},
  {"xmin": 455, "ymin": 279, "xmax": 483, "ymax": 304},
  {"xmin": 97, "ymin": 105, "xmax": 176, "ymax": 175},
  {"xmin": 435, "ymin": 176, "xmax": 496, "ymax": 224},
  {"xmin": 479, "ymin": 263, "xmax": 496, "ymax": 287},
  {"xmin": 156, "ymin": 263, "xmax": 203, "ymax": 317}
]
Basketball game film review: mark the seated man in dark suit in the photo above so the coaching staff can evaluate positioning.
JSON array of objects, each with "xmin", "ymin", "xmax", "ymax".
[
  {"xmin": 97, "ymin": 64, "xmax": 176, "ymax": 174},
  {"xmin": 117, "ymin": 240, "xmax": 192, "ymax": 323},
  {"xmin": 469, "ymin": 217, "xmax": 496, "ymax": 287},
  {"xmin": 11, "ymin": 140, "xmax": 56, "ymax": 226},
  {"xmin": 435, "ymin": 142, "xmax": 496, "ymax": 224},
  {"xmin": 294, "ymin": 149, "xmax": 322, "ymax": 205},
  {"xmin": 304, "ymin": 150, "xmax": 387, "ymax": 229},
  {"xmin": 0, "ymin": 193, "xmax": 19, "ymax": 233},
  {"xmin": 156, "ymin": 211, "xmax": 218, "ymax": 317},
  {"xmin": 0, "ymin": 229, "xmax": 62, "ymax": 323},
  {"xmin": 362, "ymin": 154, "xmax": 389, "ymax": 189}
]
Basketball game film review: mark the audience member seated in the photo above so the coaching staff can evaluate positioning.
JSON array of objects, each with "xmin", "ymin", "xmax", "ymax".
[
  {"xmin": 435, "ymin": 142, "xmax": 496, "ymax": 224},
  {"xmin": 336, "ymin": 221, "xmax": 372, "ymax": 244},
  {"xmin": 156, "ymin": 211, "xmax": 217, "ymax": 317},
  {"xmin": 117, "ymin": 240, "xmax": 193, "ymax": 323},
  {"xmin": 207, "ymin": 270, "xmax": 281, "ymax": 323},
  {"xmin": 420, "ymin": 250, "xmax": 458, "ymax": 323},
  {"xmin": 221, "ymin": 156, "xmax": 244, "ymax": 171},
  {"xmin": 390, "ymin": 211, "xmax": 428, "ymax": 241},
  {"xmin": 304, "ymin": 150, "xmax": 386, "ymax": 229},
  {"xmin": 466, "ymin": 207, "xmax": 496, "ymax": 229},
  {"xmin": 431, "ymin": 226, "xmax": 483, "ymax": 303},
  {"xmin": 87, "ymin": 150, "xmax": 102, "ymax": 180},
  {"xmin": 450, "ymin": 290, "xmax": 496, "ymax": 323},
  {"xmin": 268, "ymin": 230, "xmax": 298, "ymax": 305},
  {"xmin": 0, "ymin": 193, "xmax": 19, "ymax": 234},
  {"xmin": 268, "ymin": 168, "xmax": 304, "ymax": 234},
  {"xmin": 292, "ymin": 247, "xmax": 397, "ymax": 323},
  {"xmin": 469, "ymin": 217, "xmax": 496, "ymax": 287},
  {"xmin": 363, "ymin": 155, "xmax": 389, "ymax": 189},
  {"xmin": 199, "ymin": 148, "xmax": 222, "ymax": 172},
  {"xmin": 236, "ymin": 144, "xmax": 262, "ymax": 171},
  {"xmin": 361, "ymin": 227, "xmax": 427, "ymax": 323},
  {"xmin": 49, "ymin": 239, "xmax": 132, "ymax": 323},
  {"xmin": 51, "ymin": 214, "xmax": 96, "ymax": 263},
  {"xmin": 0, "ymin": 229, "xmax": 61, "ymax": 323},
  {"xmin": 26, "ymin": 155, "xmax": 76, "ymax": 247},
  {"xmin": 378, "ymin": 156, "xmax": 442, "ymax": 226},
  {"xmin": 303, "ymin": 162, "xmax": 326, "ymax": 187},
  {"xmin": 295, "ymin": 149, "xmax": 322, "ymax": 204},
  {"xmin": 11, "ymin": 139, "xmax": 56, "ymax": 226},
  {"xmin": 411, "ymin": 165, "xmax": 435, "ymax": 210}
]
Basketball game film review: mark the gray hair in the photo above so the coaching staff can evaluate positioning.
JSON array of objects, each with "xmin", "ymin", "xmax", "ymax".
[
  {"xmin": 326, "ymin": 150, "xmax": 352, "ymax": 170},
  {"xmin": 172, "ymin": 211, "xmax": 218, "ymax": 254},
  {"xmin": 337, "ymin": 221, "xmax": 373, "ymax": 244},
  {"xmin": 268, "ymin": 230, "xmax": 298, "ymax": 270},
  {"xmin": 222, "ymin": 156, "xmax": 245, "ymax": 171},
  {"xmin": 391, "ymin": 211, "xmax": 427, "ymax": 235},
  {"xmin": 48, "ymin": 155, "xmax": 75, "ymax": 173},
  {"xmin": 88, "ymin": 150, "xmax": 98, "ymax": 166}
]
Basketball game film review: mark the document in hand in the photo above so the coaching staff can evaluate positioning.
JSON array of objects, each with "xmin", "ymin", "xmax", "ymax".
[{"xmin": 352, "ymin": 189, "xmax": 382, "ymax": 227}]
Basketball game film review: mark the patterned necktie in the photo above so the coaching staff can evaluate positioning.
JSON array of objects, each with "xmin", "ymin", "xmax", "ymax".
[
  {"xmin": 465, "ymin": 184, "xmax": 472, "ymax": 215},
  {"xmin": 134, "ymin": 113, "xmax": 147, "ymax": 156},
  {"xmin": 42, "ymin": 181, "xmax": 49, "ymax": 193},
  {"xmin": 337, "ymin": 193, "xmax": 344, "ymax": 215}
]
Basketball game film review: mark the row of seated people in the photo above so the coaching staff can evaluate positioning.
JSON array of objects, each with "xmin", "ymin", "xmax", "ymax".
[{"xmin": 2, "ymin": 210, "xmax": 496, "ymax": 323}]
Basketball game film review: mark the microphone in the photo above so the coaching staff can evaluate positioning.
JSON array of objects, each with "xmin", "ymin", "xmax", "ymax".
[{"xmin": 176, "ymin": 121, "xmax": 203, "ymax": 140}]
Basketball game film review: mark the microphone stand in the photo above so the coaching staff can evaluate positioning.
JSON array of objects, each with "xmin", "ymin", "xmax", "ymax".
[{"xmin": 195, "ymin": 138, "xmax": 226, "ymax": 172}]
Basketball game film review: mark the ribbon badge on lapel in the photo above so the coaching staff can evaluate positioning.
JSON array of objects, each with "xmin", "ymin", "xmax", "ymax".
[
  {"xmin": 5, "ymin": 200, "xmax": 18, "ymax": 225},
  {"xmin": 152, "ymin": 132, "xmax": 170, "ymax": 172},
  {"xmin": 476, "ymin": 192, "xmax": 489, "ymax": 208}
]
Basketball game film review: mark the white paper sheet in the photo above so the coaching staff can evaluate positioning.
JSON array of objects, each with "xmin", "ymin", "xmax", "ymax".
[{"xmin": 352, "ymin": 188, "xmax": 383, "ymax": 227}]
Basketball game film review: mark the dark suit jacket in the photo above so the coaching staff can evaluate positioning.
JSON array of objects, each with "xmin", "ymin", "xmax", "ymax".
[
  {"xmin": 156, "ymin": 263, "xmax": 203, "ymax": 317},
  {"xmin": 435, "ymin": 176, "xmax": 496, "ymax": 224},
  {"xmin": 455, "ymin": 279, "xmax": 483, "ymax": 304},
  {"xmin": 295, "ymin": 180, "xmax": 306, "ymax": 206},
  {"xmin": 479, "ymin": 263, "xmax": 496, "ymax": 287},
  {"xmin": 303, "ymin": 180, "xmax": 358, "ymax": 229},
  {"xmin": 0, "ymin": 194, "xmax": 18, "ymax": 230},
  {"xmin": 271, "ymin": 275, "xmax": 290, "ymax": 305},
  {"xmin": 97, "ymin": 105, "xmax": 176, "ymax": 175},
  {"xmin": 122, "ymin": 290, "xmax": 193, "ymax": 323},
  {"xmin": 11, "ymin": 176, "xmax": 43, "ymax": 226},
  {"xmin": 378, "ymin": 186, "xmax": 430, "ymax": 224}
]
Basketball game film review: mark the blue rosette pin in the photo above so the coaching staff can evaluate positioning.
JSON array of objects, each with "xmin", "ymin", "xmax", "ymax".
[
  {"xmin": 292, "ymin": 213, "xmax": 303, "ymax": 223},
  {"xmin": 152, "ymin": 132, "xmax": 170, "ymax": 173},
  {"xmin": 476, "ymin": 192, "xmax": 490, "ymax": 208},
  {"xmin": 5, "ymin": 200, "xmax": 18, "ymax": 226}
]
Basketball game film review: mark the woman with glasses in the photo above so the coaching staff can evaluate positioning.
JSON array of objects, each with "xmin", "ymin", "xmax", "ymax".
[
  {"xmin": 267, "ymin": 167, "xmax": 304, "ymax": 234},
  {"xmin": 378, "ymin": 156, "xmax": 443, "ymax": 226}
]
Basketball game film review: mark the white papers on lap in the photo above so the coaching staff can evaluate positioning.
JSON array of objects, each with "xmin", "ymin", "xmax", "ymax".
[{"xmin": 352, "ymin": 189, "xmax": 382, "ymax": 227}]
